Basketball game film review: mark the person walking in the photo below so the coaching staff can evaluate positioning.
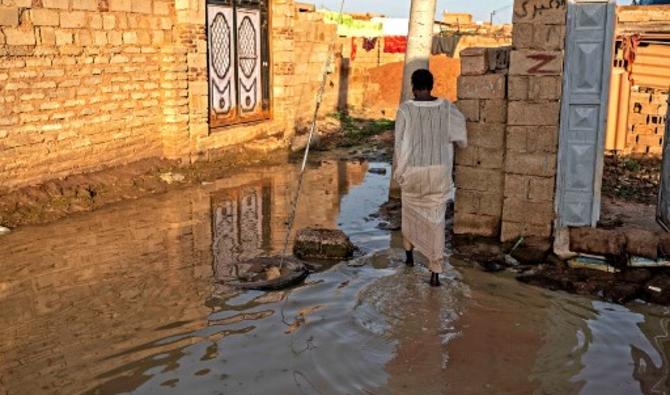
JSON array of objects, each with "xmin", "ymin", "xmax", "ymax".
[{"xmin": 393, "ymin": 69, "xmax": 467, "ymax": 287}]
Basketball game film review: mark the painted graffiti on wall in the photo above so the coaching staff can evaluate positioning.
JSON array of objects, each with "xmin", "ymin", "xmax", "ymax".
[
  {"xmin": 527, "ymin": 53, "xmax": 559, "ymax": 74},
  {"xmin": 515, "ymin": 0, "xmax": 567, "ymax": 20}
]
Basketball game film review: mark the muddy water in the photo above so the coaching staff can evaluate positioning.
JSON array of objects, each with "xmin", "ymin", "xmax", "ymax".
[{"xmin": 2, "ymin": 159, "xmax": 670, "ymax": 395}]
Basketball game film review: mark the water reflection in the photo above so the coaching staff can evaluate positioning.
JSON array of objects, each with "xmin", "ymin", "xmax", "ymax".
[{"xmin": 2, "ymin": 159, "xmax": 670, "ymax": 394}]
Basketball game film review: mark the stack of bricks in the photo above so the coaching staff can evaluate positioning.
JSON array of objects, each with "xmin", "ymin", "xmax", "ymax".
[
  {"xmin": 626, "ymin": 88, "xmax": 668, "ymax": 155},
  {"xmin": 293, "ymin": 9, "xmax": 340, "ymax": 132},
  {"xmin": 501, "ymin": 0, "xmax": 567, "ymax": 241},
  {"xmin": 454, "ymin": 47, "xmax": 510, "ymax": 237},
  {"xmin": 0, "ymin": 0, "xmax": 175, "ymax": 190}
]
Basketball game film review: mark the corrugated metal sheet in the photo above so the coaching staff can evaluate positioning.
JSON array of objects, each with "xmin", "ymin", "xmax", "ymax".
[{"xmin": 631, "ymin": 44, "xmax": 670, "ymax": 90}]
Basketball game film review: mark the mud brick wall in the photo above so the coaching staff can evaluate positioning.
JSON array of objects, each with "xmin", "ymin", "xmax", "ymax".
[
  {"xmin": 166, "ymin": 0, "xmax": 297, "ymax": 162},
  {"xmin": 501, "ymin": 0, "xmax": 566, "ymax": 242},
  {"xmin": 626, "ymin": 89, "xmax": 668, "ymax": 155},
  {"xmin": 454, "ymin": 47, "xmax": 509, "ymax": 237},
  {"xmin": 0, "ymin": 0, "xmax": 176, "ymax": 190},
  {"xmin": 292, "ymin": 10, "xmax": 341, "ymax": 132}
]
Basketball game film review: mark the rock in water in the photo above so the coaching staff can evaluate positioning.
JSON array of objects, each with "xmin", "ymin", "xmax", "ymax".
[{"xmin": 293, "ymin": 228, "xmax": 355, "ymax": 260}]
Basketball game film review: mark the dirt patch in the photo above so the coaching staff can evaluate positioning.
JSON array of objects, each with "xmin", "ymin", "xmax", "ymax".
[
  {"xmin": 366, "ymin": 55, "xmax": 461, "ymax": 112},
  {"xmin": 602, "ymin": 154, "xmax": 661, "ymax": 205}
]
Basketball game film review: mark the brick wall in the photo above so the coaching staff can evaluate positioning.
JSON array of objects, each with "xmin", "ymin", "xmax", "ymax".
[
  {"xmin": 0, "ymin": 0, "xmax": 176, "ymax": 191},
  {"xmin": 292, "ymin": 9, "xmax": 341, "ymax": 131},
  {"xmin": 0, "ymin": 0, "xmax": 300, "ymax": 192},
  {"xmin": 453, "ymin": 0, "xmax": 567, "ymax": 242}
]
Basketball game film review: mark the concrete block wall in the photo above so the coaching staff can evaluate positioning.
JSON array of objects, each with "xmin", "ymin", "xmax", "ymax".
[
  {"xmin": 454, "ymin": 47, "xmax": 509, "ymax": 237},
  {"xmin": 625, "ymin": 88, "xmax": 668, "ymax": 155},
  {"xmin": 453, "ymin": 0, "xmax": 567, "ymax": 242},
  {"xmin": 501, "ymin": 0, "xmax": 566, "ymax": 242},
  {"xmin": 0, "ymin": 0, "xmax": 176, "ymax": 191}
]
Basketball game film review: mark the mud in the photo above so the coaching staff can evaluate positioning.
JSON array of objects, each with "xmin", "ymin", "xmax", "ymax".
[{"xmin": 0, "ymin": 144, "xmax": 289, "ymax": 229}]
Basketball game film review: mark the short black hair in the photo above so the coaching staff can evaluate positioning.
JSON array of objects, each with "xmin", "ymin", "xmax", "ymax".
[{"xmin": 411, "ymin": 69, "xmax": 434, "ymax": 91}]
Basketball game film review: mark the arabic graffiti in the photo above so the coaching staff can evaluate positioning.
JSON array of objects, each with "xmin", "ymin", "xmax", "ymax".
[
  {"xmin": 515, "ymin": 0, "xmax": 566, "ymax": 20},
  {"xmin": 526, "ymin": 53, "xmax": 558, "ymax": 74}
]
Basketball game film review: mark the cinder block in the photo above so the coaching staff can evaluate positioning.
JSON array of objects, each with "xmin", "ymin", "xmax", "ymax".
[
  {"xmin": 456, "ymin": 99, "xmax": 480, "ymax": 122},
  {"xmin": 501, "ymin": 221, "xmax": 552, "ymax": 242},
  {"xmin": 467, "ymin": 122, "xmax": 505, "ymax": 150},
  {"xmin": 454, "ymin": 211, "xmax": 500, "ymax": 237},
  {"xmin": 570, "ymin": 227, "xmax": 626, "ymax": 256},
  {"xmin": 458, "ymin": 74, "xmax": 506, "ymax": 100},
  {"xmin": 528, "ymin": 76, "xmax": 562, "ymax": 100},
  {"xmin": 508, "ymin": 101, "xmax": 559, "ymax": 126},
  {"xmin": 510, "ymin": 50, "xmax": 563, "ymax": 76},
  {"xmin": 513, "ymin": 0, "xmax": 567, "ymax": 24},
  {"xmin": 460, "ymin": 48, "xmax": 488, "ymax": 76},
  {"xmin": 455, "ymin": 165, "xmax": 504, "ymax": 193},
  {"xmin": 504, "ymin": 174, "xmax": 529, "ymax": 198},
  {"xmin": 505, "ymin": 152, "xmax": 557, "ymax": 177},
  {"xmin": 503, "ymin": 197, "xmax": 554, "ymax": 225},
  {"xmin": 508, "ymin": 76, "xmax": 528, "ymax": 100},
  {"xmin": 527, "ymin": 176, "xmax": 555, "ymax": 202},
  {"xmin": 480, "ymin": 99, "xmax": 507, "ymax": 123}
]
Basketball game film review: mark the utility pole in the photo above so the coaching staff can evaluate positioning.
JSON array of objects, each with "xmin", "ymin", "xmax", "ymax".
[
  {"xmin": 391, "ymin": 0, "xmax": 437, "ymax": 198},
  {"xmin": 399, "ymin": 0, "xmax": 438, "ymax": 103}
]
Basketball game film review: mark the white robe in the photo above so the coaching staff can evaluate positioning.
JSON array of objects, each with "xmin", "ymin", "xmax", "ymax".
[{"xmin": 393, "ymin": 99, "xmax": 467, "ymax": 272}]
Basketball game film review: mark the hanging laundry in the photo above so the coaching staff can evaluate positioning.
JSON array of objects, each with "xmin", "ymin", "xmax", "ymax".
[
  {"xmin": 351, "ymin": 37, "xmax": 358, "ymax": 61},
  {"xmin": 621, "ymin": 33, "xmax": 641, "ymax": 82},
  {"xmin": 431, "ymin": 34, "xmax": 461, "ymax": 57},
  {"xmin": 320, "ymin": 11, "xmax": 383, "ymax": 37},
  {"xmin": 384, "ymin": 36, "xmax": 407, "ymax": 54},
  {"xmin": 362, "ymin": 37, "xmax": 378, "ymax": 52}
]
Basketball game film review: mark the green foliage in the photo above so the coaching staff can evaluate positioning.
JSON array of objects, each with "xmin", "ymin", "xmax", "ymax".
[{"xmin": 331, "ymin": 112, "xmax": 394, "ymax": 146}]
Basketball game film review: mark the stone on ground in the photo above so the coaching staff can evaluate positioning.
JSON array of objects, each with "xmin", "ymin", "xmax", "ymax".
[{"xmin": 293, "ymin": 228, "xmax": 355, "ymax": 260}]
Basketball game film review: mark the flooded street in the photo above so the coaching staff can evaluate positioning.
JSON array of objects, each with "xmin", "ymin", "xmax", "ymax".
[{"xmin": 3, "ymin": 158, "xmax": 670, "ymax": 395}]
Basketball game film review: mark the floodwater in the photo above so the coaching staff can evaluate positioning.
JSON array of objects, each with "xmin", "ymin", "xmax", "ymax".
[{"xmin": 2, "ymin": 158, "xmax": 670, "ymax": 395}]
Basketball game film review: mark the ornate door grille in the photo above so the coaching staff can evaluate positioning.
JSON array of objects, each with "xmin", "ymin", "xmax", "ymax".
[{"xmin": 207, "ymin": 0, "xmax": 270, "ymax": 129}]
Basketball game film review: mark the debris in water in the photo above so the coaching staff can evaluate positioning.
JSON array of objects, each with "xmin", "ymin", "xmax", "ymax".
[
  {"xmin": 368, "ymin": 168, "xmax": 387, "ymax": 175},
  {"xmin": 293, "ymin": 228, "xmax": 355, "ymax": 260},
  {"xmin": 568, "ymin": 255, "xmax": 620, "ymax": 273},
  {"xmin": 160, "ymin": 172, "xmax": 186, "ymax": 184},
  {"xmin": 0, "ymin": 226, "xmax": 10, "ymax": 236},
  {"xmin": 227, "ymin": 257, "xmax": 309, "ymax": 291}
]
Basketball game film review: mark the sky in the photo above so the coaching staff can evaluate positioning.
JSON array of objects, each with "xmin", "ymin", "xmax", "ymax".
[{"xmin": 317, "ymin": 0, "xmax": 634, "ymax": 24}]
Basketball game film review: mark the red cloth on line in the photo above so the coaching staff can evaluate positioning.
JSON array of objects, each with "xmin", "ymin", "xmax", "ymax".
[
  {"xmin": 384, "ymin": 36, "xmax": 407, "ymax": 53},
  {"xmin": 351, "ymin": 37, "xmax": 357, "ymax": 61}
]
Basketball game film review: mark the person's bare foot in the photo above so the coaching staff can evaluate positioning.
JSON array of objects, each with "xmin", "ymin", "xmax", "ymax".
[
  {"xmin": 430, "ymin": 272, "xmax": 441, "ymax": 287},
  {"xmin": 405, "ymin": 250, "xmax": 414, "ymax": 267}
]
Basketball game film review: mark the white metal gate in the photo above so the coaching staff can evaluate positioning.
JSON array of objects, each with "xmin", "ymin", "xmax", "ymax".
[{"xmin": 556, "ymin": 0, "xmax": 616, "ymax": 227}]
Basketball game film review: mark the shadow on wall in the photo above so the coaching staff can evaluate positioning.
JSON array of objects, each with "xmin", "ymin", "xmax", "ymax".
[{"xmin": 338, "ymin": 57, "xmax": 351, "ymax": 114}]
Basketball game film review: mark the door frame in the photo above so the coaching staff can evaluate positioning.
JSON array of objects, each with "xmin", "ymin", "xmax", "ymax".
[{"xmin": 555, "ymin": 0, "xmax": 617, "ymax": 229}]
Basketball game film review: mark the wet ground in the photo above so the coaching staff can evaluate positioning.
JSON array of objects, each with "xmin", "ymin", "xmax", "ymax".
[{"xmin": 3, "ymin": 158, "xmax": 670, "ymax": 394}]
